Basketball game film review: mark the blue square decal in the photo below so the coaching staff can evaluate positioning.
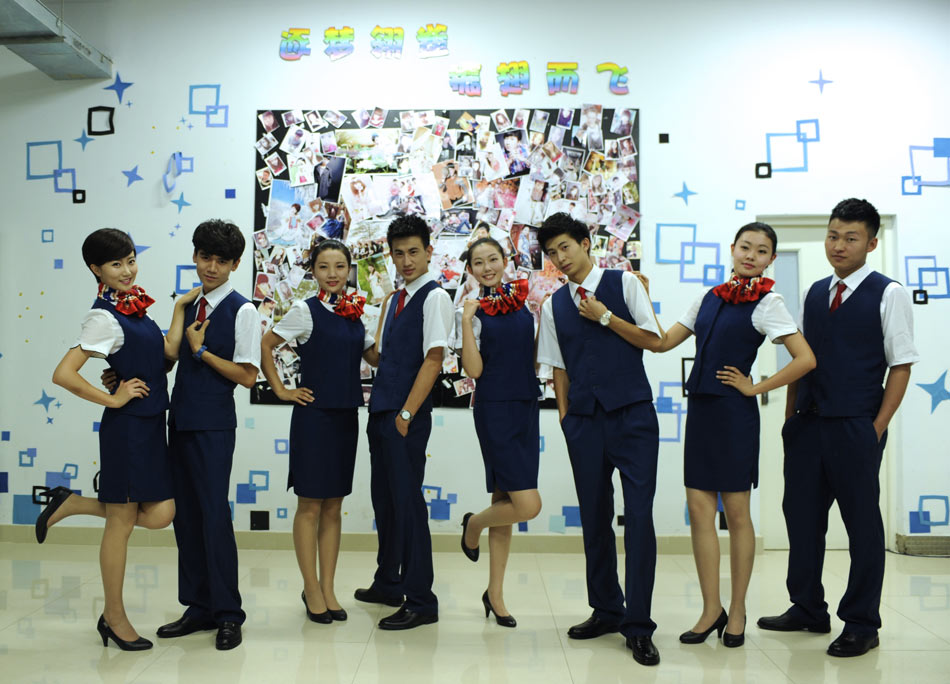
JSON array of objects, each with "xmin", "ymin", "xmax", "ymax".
[
  {"xmin": 93, "ymin": 421, "xmax": 100, "ymax": 432},
  {"xmin": 909, "ymin": 510, "xmax": 931, "ymax": 534},
  {"xmin": 446, "ymin": 492, "xmax": 457, "ymax": 504},
  {"xmin": 19, "ymin": 448, "xmax": 36, "ymax": 467},
  {"xmin": 62, "ymin": 463, "xmax": 78, "ymax": 479},
  {"xmin": 235, "ymin": 483, "xmax": 256, "ymax": 504},
  {"xmin": 562, "ymin": 505, "xmax": 582, "ymax": 527},
  {"xmin": 433, "ymin": 415, "xmax": 444, "ymax": 427},
  {"xmin": 277, "ymin": 507, "xmax": 288, "ymax": 519},
  {"xmin": 933, "ymin": 138, "xmax": 950, "ymax": 158},
  {"xmin": 229, "ymin": 501, "xmax": 235, "ymax": 521},
  {"xmin": 45, "ymin": 471, "xmax": 70, "ymax": 490},
  {"xmin": 703, "ymin": 264, "xmax": 725, "ymax": 286},
  {"xmin": 429, "ymin": 499, "xmax": 450, "ymax": 520},
  {"xmin": 539, "ymin": 435, "xmax": 545, "ymax": 453},
  {"xmin": 54, "ymin": 259, "xmax": 63, "ymax": 269},
  {"xmin": 224, "ymin": 188, "xmax": 236, "ymax": 199},
  {"xmin": 13, "ymin": 495, "xmax": 40, "ymax": 524},
  {"xmin": 41, "ymin": 229, "xmax": 54, "ymax": 243},
  {"xmin": 795, "ymin": 119, "xmax": 820, "ymax": 143},
  {"xmin": 517, "ymin": 521, "xmax": 528, "ymax": 532},
  {"xmin": 26, "ymin": 140, "xmax": 63, "ymax": 180},
  {"xmin": 656, "ymin": 396, "xmax": 674, "ymax": 414},
  {"xmin": 188, "ymin": 84, "xmax": 221, "ymax": 115},
  {"xmin": 902, "ymin": 176, "xmax": 923, "ymax": 196},
  {"xmin": 248, "ymin": 470, "xmax": 269, "ymax": 492},
  {"xmin": 245, "ymin": 417, "xmax": 255, "ymax": 429},
  {"xmin": 274, "ymin": 439, "xmax": 289, "ymax": 454},
  {"xmin": 735, "ymin": 199, "xmax": 746, "ymax": 211},
  {"xmin": 0, "ymin": 472, "xmax": 8, "ymax": 493},
  {"xmin": 652, "ymin": 301, "xmax": 661, "ymax": 314},
  {"xmin": 1, "ymin": 431, "xmax": 9, "ymax": 441}
]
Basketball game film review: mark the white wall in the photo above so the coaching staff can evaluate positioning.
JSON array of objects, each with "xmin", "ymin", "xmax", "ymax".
[{"xmin": 1, "ymin": 0, "xmax": 948, "ymax": 540}]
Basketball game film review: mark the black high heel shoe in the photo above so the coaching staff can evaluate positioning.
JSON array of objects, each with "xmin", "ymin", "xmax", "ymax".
[
  {"xmin": 302, "ymin": 591, "xmax": 332, "ymax": 624},
  {"xmin": 461, "ymin": 512, "xmax": 479, "ymax": 562},
  {"xmin": 679, "ymin": 608, "xmax": 728, "ymax": 644},
  {"xmin": 97, "ymin": 615, "xmax": 152, "ymax": 651},
  {"xmin": 723, "ymin": 616, "xmax": 746, "ymax": 648},
  {"xmin": 35, "ymin": 486, "xmax": 73, "ymax": 544},
  {"xmin": 482, "ymin": 591, "xmax": 516, "ymax": 628}
]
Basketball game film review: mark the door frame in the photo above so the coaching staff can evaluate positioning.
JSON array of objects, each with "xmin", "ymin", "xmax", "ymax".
[{"xmin": 757, "ymin": 213, "xmax": 900, "ymax": 552}]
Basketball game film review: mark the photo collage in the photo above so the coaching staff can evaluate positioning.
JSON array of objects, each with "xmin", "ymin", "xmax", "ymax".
[{"xmin": 252, "ymin": 107, "xmax": 641, "ymax": 406}]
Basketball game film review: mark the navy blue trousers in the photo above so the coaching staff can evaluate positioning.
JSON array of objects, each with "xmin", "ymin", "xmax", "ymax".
[
  {"xmin": 782, "ymin": 413, "xmax": 886, "ymax": 635},
  {"xmin": 561, "ymin": 401, "xmax": 659, "ymax": 637},
  {"xmin": 169, "ymin": 426, "xmax": 245, "ymax": 625},
  {"xmin": 367, "ymin": 411, "xmax": 437, "ymax": 615}
]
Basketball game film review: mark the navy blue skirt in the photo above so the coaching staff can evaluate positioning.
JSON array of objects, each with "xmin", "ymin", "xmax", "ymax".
[
  {"xmin": 472, "ymin": 398, "xmax": 540, "ymax": 493},
  {"xmin": 288, "ymin": 406, "xmax": 358, "ymax": 499},
  {"xmin": 683, "ymin": 393, "xmax": 760, "ymax": 492},
  {"xmin": 97, "ymin": 411, "xmax": 173, "ymax": 503}
]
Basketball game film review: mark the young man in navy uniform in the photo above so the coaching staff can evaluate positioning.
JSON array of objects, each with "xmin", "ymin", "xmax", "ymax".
[
  {"xmin": 536, "ymin": 213, "xmax": 663, "ymax": 666},
  {"xmin": 158, "ymin": 220, "xmax": 262, "ymax": 650},
  {"xmin": 758, "ymin": 198, "xmax": 918, "ymax": 657},
  {"xmin": 355, "ymin": 215, "xmax": 454, "ymax": 629}
]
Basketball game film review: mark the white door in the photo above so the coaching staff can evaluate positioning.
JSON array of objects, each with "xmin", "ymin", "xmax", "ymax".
[{"xmin": 757, "ymin": 217, "xmax": 891, "ymax": 550}]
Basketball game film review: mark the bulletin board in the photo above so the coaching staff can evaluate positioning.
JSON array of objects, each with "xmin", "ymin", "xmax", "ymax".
[{"xmin": 250, "ymin": 106, "xmax": 640, "ymax": 407}]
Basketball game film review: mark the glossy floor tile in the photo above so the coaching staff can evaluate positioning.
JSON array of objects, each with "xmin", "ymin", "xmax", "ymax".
[{"xmin": 1, "ymin": 542, "xmax": 948, "ymax": 683}]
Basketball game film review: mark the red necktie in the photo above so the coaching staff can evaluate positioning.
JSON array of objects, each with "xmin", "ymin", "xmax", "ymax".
[
  {"xmin": 196, "ymin": 297, "xmax": 208, "ymax": 323},
  {"xmin": 577, "ymin": 286, "xmax": 588, "ymax": 301},
  {"xmin": 829, "ymin": 282, "xmax": 847, "ymax": 313},
  {"xmin": 394, "ymin": 289, "xmax": 407, "ymax": 318}
]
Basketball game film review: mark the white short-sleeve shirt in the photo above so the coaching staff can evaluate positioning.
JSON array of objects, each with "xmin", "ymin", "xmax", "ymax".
[
  {"xmin": 195, "ymin": 282, "xmax": 262, "ymax": 369},
  {"xmin": 377, "ymin": 271, "xmax": 454, "ymax": 357},
  {"xmin": 536, "ymin": 266, "xmax": 659, "ymax": 369},
  {"xmin": 679, "ymin": 290, "xmax": 799, "ymax": 343},
  {"xmin": 797, "ymin": 264, "xmax": 919, "ymax": 367},
  {"xmin": 273, "ymin": 298, "xmax": 375, "ymax": 349},
  {"xmin": 73, "ymin": 309, "xmax": 127, "ymax": 357}
]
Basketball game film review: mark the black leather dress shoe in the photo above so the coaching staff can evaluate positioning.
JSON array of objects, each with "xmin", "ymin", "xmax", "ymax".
[
  {"xmin": 757, "ymin": 609, "xmax": 831, "ymax": 633},
  {"xmin": 354, "ymin": 586, "xmax": 403, "ymax": 607},
  {"xmin": 35, "ymin": 486, "xmax": 73, "ymax": 544},
  {"xmin": 156, "ymin": 615, "xmax": 217, "ymax": 638},
  {"xmin": 567, "ymin": 614, "xmax": 621, "ymax": 640},
  {"xmin": 827, "ymin": 631, "xmax": 879, "ymax": 657},
  {"xmin": 627, "ymin": 634, "xmax": 660, "ymax": 665},
  {"xmin": 215, "ymin": 622, "xmax": 242, "ymax": 650},
  {"xmin": 626, "ymin": 636, "xmax": 660, "ymax": 666},
  {"xmin": 302, "ymin": 591, "xmax": 332, "ymax": 624},
  {"xmin": 378, "ymin": 606, "xmax": 438, "ymax": 630}
]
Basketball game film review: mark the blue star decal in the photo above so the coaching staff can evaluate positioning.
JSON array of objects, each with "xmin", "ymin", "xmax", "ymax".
[
  {"xmin": 673, "ymin": 182, "xmax": 697, "ymax": 206},
  {"xmin": 122, "ymin": 165, "xmax": 143, "ymax": 187},
  {"xmin": 917, "ymin": 371, "xmax": 950, "ymax": 414},
  {"xmin": 179, "ymin": 116, "xmax": 187, "ymax": 125},
  {"xmin": 809, "ymin": 69, "xmax": 832, "ymax": 94},
  {"xmin": 47, "ymin": 417, "xmax": 54, "ymax": 425},
  {"xmin": 128, "ymin": 233, "xmax": 150, "ymax": 255},
  {"xmin": 54, "ymin": 401, "xmax": 62, "ymax": 409},
  {"xmin": 34, "ymin": 390, "xmax": 56, "ymax": 412},
  {"xmin": 104, "ymin": 72, "xmax": 133, "ymax": 103},
  {"xmin": 74, "ymin": 129, "xmax": 94, "ymax": 150},
  {"xmin": 171, "ymin": 192, "xmax": 191, "ymax": 213}
]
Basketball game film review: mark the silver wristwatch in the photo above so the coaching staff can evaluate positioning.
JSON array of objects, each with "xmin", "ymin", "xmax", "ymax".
[
  {"xmin": 599, "ymin": 310, "xmax": 613, "ymax": 327},
  {"xmin": 399, "ymin": 409, "xmax": 413, "ymax": 422}
]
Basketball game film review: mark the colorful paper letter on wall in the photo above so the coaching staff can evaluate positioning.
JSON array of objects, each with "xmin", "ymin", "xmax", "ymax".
[
  {"xmin": 497, "ymin": 61, "xmax": 530, "ymax": 96},
  {"xmin": 279, "ymin": 28, "xmax": 311, "ymax": 61},
  {"xmin": 324, "ymin": 26, "xmax": 355, "ymax": 61},
  {"xmin": 417, "ymin": 23, "xmax": 448, "ymax": 58},
  {"xmin": 547, "ymin": 62, "xmax": 579, "ymax": 95},
  {"xmin": 370, "ymin": 26, "xmax": 404, "ymax": 59},
  {"xmin": 449, "ymin": 63, "xmax": 482, "ymax": 97},
  {"xmin": 596, "ymin": 62, "xmax": 629, "ymax": 95}
]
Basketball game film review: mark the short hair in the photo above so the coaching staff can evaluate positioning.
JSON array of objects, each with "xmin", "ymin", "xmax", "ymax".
[
  {"xmin": 461, "ymin": 237, "xmax": 505, "ymax": 266},
  {"xmin": 733, "ymin": 222, "xmax": 778, "ymax": 254},
  {"xmin": 192, "ymin": 219, "xmax": 245, "ymax": 261},
  {"xmin": 830, "ymin": 198, "xmax": 881, "ymax": 238},
  {"xmin": 387, "ymin": 214, "xmax": 430, "ymax": 249},
  {"xmin": 82, "ymin": 228, "xmax": 135, "ymax": 281},
  {"xmin": 538, "ymin": 212, "xmax": 590, "ymax": 254},
  {"xmin": 305, "ymin": 238, "xmax": 352, "ymax": 270}
]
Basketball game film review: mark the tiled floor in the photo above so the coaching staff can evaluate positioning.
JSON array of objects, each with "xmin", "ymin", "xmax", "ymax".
[{"xmin": 1, "ymin": 542, "xmax": 948, "ymax": 683}]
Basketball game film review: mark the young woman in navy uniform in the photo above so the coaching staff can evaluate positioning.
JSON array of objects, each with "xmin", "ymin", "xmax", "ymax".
[
  {"xmin": 41, "ymin": 228, "xmax": 197, "ymax": 650},
  {"xmin": 649, "ymin": 222, "xmax": 815, "ymax": 647},
  {"xmin": 261, "ymin": 239, "xmax": 377, "ymax": 624},
  {"xmin": 456, "ymin": 237, "xmax": 542, "ymax": 627}
]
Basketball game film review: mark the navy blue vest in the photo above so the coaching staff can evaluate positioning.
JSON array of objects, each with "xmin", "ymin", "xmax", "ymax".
[
  {"xmin": 169, "ymin": 289, "xmax": 250, "ymax": 430},
  {"xmin": 552, "ymin": 269, "xmax": 653, "ymax": 415},
  {"xmin": 368, "ymin": 280, "xmax": 441, "ymax": 414},
  {"xmin": 795, "ymin": 271, "xmax": 893, "ymax": 417},
  {"xmin": 92, "ymin": 299, "xmax": 169, "ymax": 417},
  {"xmin": 685, "ymin": 291, "xmax": 767, "ymax": 396},
  {"xmin": 296, "ymin": 298, "xmax": 365, "ymax": 408},
  {"xmin": 474, "ymin": 305, "xmax": 540, "ymax": 402}
]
